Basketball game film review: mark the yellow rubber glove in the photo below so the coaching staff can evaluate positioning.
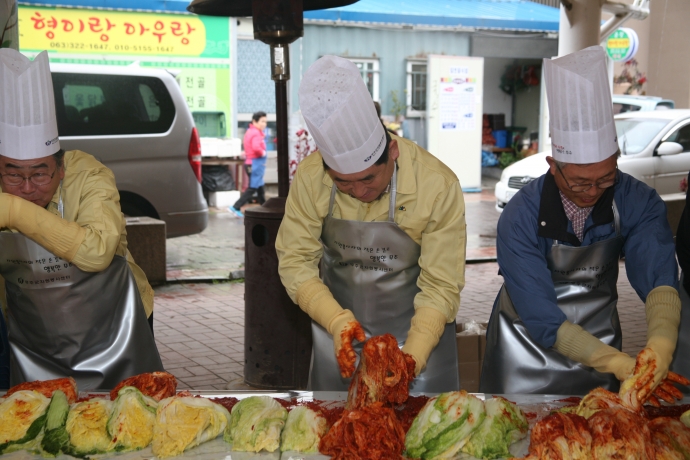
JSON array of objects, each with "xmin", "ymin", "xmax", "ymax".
[
  {"xmin": 644, "ymin": 285, "xmax": 681, "ymax": 388},
  {"xmin": 0, "ymin": 194, "xmax": 85, "ymax": 261},
  {"xmin": 402, "ymin": 307, "xmax": 448, "ymax": 376},
  {"xmin": 554, "ymin": 320, "xmax": 635, "ymax": 381},
  {"xmin": 295, "ymin": 278, "xmax": 365, "ymax": 377},
  {"xmin": 329, "ymin": 310, "xmax": 365, "ymax": 378}
]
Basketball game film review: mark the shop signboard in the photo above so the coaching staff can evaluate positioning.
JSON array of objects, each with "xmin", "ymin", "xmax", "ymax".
[
  {"xmin": 606, "ymin": 28, "xmax": 639, "ymax": 62},
  {"xmin": 19, "ymin": 5, "xmax": 235, "ymax": 138},
  {"xmin": 19, "ymin": 6, "xmax": 228, "ymax": 58}
]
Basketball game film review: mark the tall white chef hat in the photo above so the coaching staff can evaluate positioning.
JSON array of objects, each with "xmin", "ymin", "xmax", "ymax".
[
  {"xmin": 299, "ymin": 55, "xmax": 386, "ymax": 174},
  {"xmin": 0, "ymin": 49, "xmax": 60, "ymax": 160},
  {"xmin": 543, "ymin": 46, "xmax": 618, "ymax": 164}
]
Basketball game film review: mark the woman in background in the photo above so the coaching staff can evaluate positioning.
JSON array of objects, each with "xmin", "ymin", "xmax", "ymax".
[{"xmin": 229, "ymin": 111, "xmax": 268, "ymax": 217}]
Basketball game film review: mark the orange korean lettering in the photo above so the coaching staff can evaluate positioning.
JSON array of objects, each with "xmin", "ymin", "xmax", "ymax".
[
  {"xmin": 30, "ymin": 12, "xmax": 45, "ymax": 29},
  {"xmin": 139, "ymin": 23, "xmax": 150, "ymax": 35},
  {"xmin": 186, "ymin": 22, "xmax": 196, "ymax": 34},
  {"xmin": 88, "ymin": 17, "xmax": 103, "ymax": 32},
  {"xmin": 124, "ymin": 22, "xmax": 136, "ymax": 34},
  {"xmin": 152, "ymin": 20, "xmax": 166, "ymax": 43},
  {"xmin": 47, "ymin": 16, "xmax": 57, "ymax": 29},
  {"xmin": 61, "ymin": 19, "xmax": 74, "ymax": 32},
  {"xmin": 170, "ymin": 21, "xmax": 183, "ymax": 36}
]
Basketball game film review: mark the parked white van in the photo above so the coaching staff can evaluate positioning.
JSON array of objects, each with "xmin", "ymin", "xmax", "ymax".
[{"xmin": 50, "ymin": 63, "xmax": 208, "ymax": 238}]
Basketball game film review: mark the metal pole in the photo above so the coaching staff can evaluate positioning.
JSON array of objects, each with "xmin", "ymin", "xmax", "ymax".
[
  {"xmin": 539, "ymin": 0, "xmax": 601, "ymax": 156},
  {"xmin": 275, "ymin": 79, "xmax": 289, "ymax": 197},
  {"xmin": 558, "ymin": 0, "xmax": 602, "ymax": 55},
  {"xmin": 270, "ymin": 43, "xmax": 290, "ymax": 197}
]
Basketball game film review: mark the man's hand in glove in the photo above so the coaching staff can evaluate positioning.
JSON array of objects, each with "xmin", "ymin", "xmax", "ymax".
[
  {"xmin": 294, "ymin": 278, "xmax": 366, "ymax": 378},
  {"xmin": 330, "ymin": 310, "xmax": 366, "ymax": 378},
  {"xmin": 554, "ymin": 320, "xmax": 635, "ymax": 380},
  {"xmin": 620, "ymin": 348, "xmax": 690, "ymax": 409},
  {"xmin": 643, "ymin": 286, "xmax": 681, "ymax": 390},
  {"xmin": 402, "ymin": 307, "xmax": 447, "ymax": 376}
]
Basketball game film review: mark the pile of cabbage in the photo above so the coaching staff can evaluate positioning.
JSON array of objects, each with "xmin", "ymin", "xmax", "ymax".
[
  {"xmin": 0, "ymin": 391, "xmax": 326, "ymax": 458},
  {"xmin": 405, "ymin": 391, "xmax": 529, "ymax": 460},
  {"xmin": 224, "ymin": 396, "xmax": 328, "ymax": 453}
]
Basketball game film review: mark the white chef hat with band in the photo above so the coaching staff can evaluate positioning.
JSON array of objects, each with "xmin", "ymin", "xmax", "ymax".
[
  {"xmin": 299, "ymin": 55, "xmax": 386, "ymax": 174},
  {"xmin": 0, "ymin": 49, "xmax": 60, "ymax": 160},
  {"xmin": 544, "ymin": 46, "xmax": 618, "ymax": 164}
]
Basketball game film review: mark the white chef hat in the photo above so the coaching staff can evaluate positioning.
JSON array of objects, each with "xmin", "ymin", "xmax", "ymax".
[
  {"xmin": 0, "ymin": 49, "xmax": 60, "ymax": 160},
  {"xmin": 543, "ymin": 46, "xmax": 618, "ymax": 164},
  {"xmin": 299, "ymin": 55, "xmax": 386, "ymax": 174}
]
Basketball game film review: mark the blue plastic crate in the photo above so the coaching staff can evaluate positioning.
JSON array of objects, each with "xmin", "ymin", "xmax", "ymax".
[{"xmin": 493, "ymin": 130, "xmax": 510, "ymax": 148}]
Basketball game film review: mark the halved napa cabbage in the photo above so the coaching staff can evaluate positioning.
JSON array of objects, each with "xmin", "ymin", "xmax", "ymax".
[
  {"xmin": 107, "ymin": 386, "xmax": 158, "ymax": 451},
  {"xmin": 40, "ymin": 390, "xmax": 71, "ymax": 457},
  {"xmin": 66, "ymin": 398, "xmax": 114, "ymax": 456},
  {"xmin": 152, "ymin": 395, "xmax": 230, "ymax": 458},
  {"xmin": 224, "ymin": 396, "xmax": 287, "ymax": 452},
  {"xmin": 405, "ymin": 390, "xmax": 486, "ymax": 459},
  {"xmin": 461, "ymin": 397, "xmax": 528, "ymax": 459},
  {"xmin": 280, "ymin": 406, "xmax": 328, "ymax": 453},
  {"xmin": 0, "ymin": 390, "xmax": 51, "ymax": 454}
]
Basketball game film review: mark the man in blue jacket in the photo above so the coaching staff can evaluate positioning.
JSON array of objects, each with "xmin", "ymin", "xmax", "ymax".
[{"xmin": 480, "ymin": 46, "xmax": 681, "ymax": 396}]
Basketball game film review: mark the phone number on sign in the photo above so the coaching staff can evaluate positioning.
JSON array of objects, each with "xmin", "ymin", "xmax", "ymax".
[
  {"xmin": 49, "ymin": 42, "xmax": 108, "ymax": 50},
  {"xmin": 48, "ymin": 42, "xmax": 175, "ymax": 53}
]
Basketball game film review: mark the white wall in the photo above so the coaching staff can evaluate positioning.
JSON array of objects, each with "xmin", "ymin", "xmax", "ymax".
[
  {"xmin": 514, "ymin": 85, "xmax": 541, "ymax": 139},
  {"xmin": 483, "ymin": 58, "xmax": 515, "ymax": 126}
]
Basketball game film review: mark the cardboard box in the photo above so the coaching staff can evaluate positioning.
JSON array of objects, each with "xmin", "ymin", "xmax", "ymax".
[
  {"xmin": 456, "ymin": 322, "xmax": 488, "ymax": 393},
  {"xmin": 207, "ymin": 190, "xmax": 240, "ymax": 208}
]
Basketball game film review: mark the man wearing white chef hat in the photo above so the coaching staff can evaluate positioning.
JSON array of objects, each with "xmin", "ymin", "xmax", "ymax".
[
  {"xmin": 0, "ymin": 48, "xmax": 163, "ymax": 389},
  {"xmin": 276, "ymin": 55, "xmax": 466, "ymax": 391},
  {"xmin": 480, "ymin": 46, "xmax": 681, "ymax": 397}
]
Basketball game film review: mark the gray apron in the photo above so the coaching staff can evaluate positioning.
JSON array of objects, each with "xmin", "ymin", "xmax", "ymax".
[
  {"xmin": 480, "ymin": 202, "xmax": 624, "ymax": 394},
  {"xmin": 671, "ymin": 273, "xmax": 690, "ymax": 393},
  {"xmin": 0, "ymin": 226, "xmax": 163, "ymax": 390},
  {"xmin": 311, "ymin": 166, "xmax": 459, "ymax": 392}
]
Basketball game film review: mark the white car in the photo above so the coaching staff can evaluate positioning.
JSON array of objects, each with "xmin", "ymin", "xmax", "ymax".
[
  {"xmin": 612, "ymin": 94, "xmax": 674, "ymax": 113},
  {"xmin": 495, "ymin": 109, "xmax": 690, "ymax": 212}
]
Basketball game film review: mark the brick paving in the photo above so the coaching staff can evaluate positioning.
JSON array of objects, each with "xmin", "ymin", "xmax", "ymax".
[
  {"xmin": 157, "ymin": 178, "xmax": 652, "ymax": 390},
  {"xmin": 154, "ymin": 262, "xmax": 649, "ymax": 390}
]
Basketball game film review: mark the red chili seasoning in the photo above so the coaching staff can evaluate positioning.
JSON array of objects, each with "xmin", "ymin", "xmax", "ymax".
[{"xmin": 210, "ymin": 397, "xmax": 240, "ymax": 413}]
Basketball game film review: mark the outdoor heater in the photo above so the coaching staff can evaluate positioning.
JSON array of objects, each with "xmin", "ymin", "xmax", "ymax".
[{"xmin": 187, "ymin": 0, "xmax": 358, "ymax": 389}]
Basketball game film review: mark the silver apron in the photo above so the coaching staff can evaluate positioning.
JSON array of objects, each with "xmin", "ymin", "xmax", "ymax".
[
  {"xmin": 0, "ymin": 232, "xmax": 164, "ymax": 390},
  {"xmin": 671, "ymin": 273, "xmax": 690, "ymax": 393},
  {"xmin": 311, "ymin": 167, "xmax": 459, "ymax": 392},
  {"xmin": 480, "ymin": 202, "xmax": 624, "ymax": 394}
]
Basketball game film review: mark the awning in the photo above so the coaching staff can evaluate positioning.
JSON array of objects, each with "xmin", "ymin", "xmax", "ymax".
[
  {"xmin": 20, "ymin": 0, "xmax": 560, "ymax": 32},
  {"xmin": 303, "ymin": 0, "xmax": 560, "ymax": 33},
  {"xmin": 19, "ymin": 0, "xmax": 194, "ymax": 14}
]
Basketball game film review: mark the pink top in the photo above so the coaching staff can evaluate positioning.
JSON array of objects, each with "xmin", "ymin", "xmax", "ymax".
[{"xmin": 243, "ymin": 124, "xmax": 266, "ymax": 165}]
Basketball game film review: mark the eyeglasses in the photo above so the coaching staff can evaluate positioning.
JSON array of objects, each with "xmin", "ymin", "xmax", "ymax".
[
  {"xmin": 556, "ymin": 164, "xmax": 618, "ymax": 193},
  {"xmin": 0, "ymin": 169, "xmax": 57, "ymax": 187}
]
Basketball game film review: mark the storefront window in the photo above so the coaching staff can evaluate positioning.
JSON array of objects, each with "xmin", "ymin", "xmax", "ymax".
[
  {"xmin": 349, "ymin": 58, "xmax": 380, "ymax": 102},
  {"xmin": 406, "ymin": 60, "xmax": 427, "ymax": 117}
]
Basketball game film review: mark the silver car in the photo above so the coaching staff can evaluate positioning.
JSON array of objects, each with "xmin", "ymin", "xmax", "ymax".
[
  {"xmin": 50, "ymin": 63, "xmax": 208, "ymax": 237},
  {"xmin": 495, "ymin": 109, "xmax": 690, "ymax": 211}
]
